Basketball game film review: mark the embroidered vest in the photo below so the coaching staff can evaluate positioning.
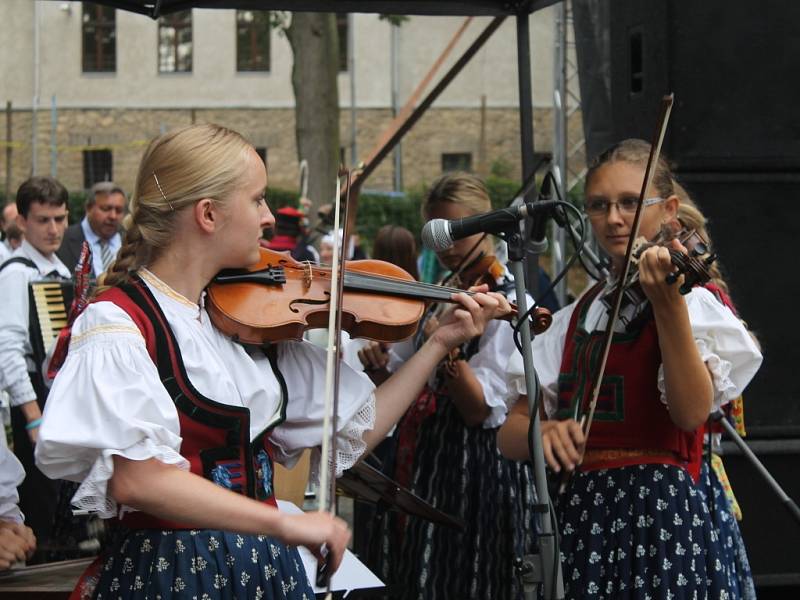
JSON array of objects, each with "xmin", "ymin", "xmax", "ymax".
[
  {"xmin": 556, "ymin": 282, "xmax": 702, "ymax": 479},
  {"xmin": 97, "ymin": 276, "xmax": 285, "ymax": 529}
]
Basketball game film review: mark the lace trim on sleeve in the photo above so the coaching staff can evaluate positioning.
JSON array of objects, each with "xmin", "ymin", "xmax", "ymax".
[
  {"xmin": 309, "ymin": 392, "xmax": 376, "ymax": 483},
  {"xmin": 656, "ymin": 337, "xmax": 737, "ymax": 413},
  {"xmin": 70, "ymin": 440, "xmax": 190, "ymax": 519}
]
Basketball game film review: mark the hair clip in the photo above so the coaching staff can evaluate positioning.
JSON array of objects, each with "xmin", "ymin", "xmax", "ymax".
[{"xmin": 152, "ymin": 171, "xmax": 175, "ymax": 211}]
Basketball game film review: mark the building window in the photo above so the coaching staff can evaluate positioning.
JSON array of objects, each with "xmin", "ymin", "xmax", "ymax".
[
  {"xmin": 83, "ymin": 149, "xmax": 113, "ymax": 189},
  {"xmin": 255, "ymin": 147, "xmax": 268, "ymax": 165},
  {"xmin": 159, "ymin": 10, "xmax": 192, "ymax": 73},
  {"xmin": 442, "ymin": 153, "xmax": 472, "ymax": 173},
  {"xmin": 337, "ymin": 13, "xmax": 348, "ymax": 72},
  {"xmin": 237, "ymin": 11, "xmax": 271, "ymax": 72},
  {"xmin": 82, "ymin": 3, "xmax": 116, "ymax": 73}
]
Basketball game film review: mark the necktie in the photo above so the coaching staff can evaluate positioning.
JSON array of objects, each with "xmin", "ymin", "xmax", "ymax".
[{"xmin": 99, "ymin": 240, "xmax": 113, "ymax": 273}]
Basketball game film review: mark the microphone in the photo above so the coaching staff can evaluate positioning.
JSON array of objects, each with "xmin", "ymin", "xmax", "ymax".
[
  {"xmin": 527, "ymin": 174, "xmax": 553, "ymax": 254},
  {"xmin": 422, "ymin": 200, "xmax": 559, "ymax": 252}
]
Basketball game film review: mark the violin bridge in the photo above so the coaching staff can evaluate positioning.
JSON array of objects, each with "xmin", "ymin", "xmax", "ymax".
[{"xmin": 303, "ymin": 261, "xmax": 313, "ymax": 289}]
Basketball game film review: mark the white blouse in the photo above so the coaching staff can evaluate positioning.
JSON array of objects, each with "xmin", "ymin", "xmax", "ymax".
[
  {"xmin": 506, "ymin": 282, "xmax": 763, "ymax": 417},
  {"xmin": 0, "ymin": 443, "xmax": 25, "ymax": 524},
  {"xmin": 35, "ymin": 269, "xmax": 376, "ymax": 519},
  {"xmin": 386, "ymin": 288, "xmax": 524, "ymax": 430}
]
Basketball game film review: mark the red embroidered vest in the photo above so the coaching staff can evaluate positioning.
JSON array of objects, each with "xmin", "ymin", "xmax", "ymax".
[
  {"xmin": 556, "ymin": 282, "xmax": 702, "ymax": 479},
  {"xmin": 97, "ymin": 277, "xmax": 284, "ymax": 529}
]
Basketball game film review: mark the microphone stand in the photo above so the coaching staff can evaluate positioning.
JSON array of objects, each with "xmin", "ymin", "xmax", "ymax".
[
  {"xmin": 503, "ymin": 221, "xmax": 565, "ymax": 600},
  {"xmin": 711, "ymin": 410, "xmax": 800, "ymax": 525}
]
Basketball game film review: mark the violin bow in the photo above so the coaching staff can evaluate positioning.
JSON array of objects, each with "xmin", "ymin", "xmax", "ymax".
[
  {"xmin": 317, "ymin": 166, "xmax": 352, "ymax": 596},
  {"xmin": 561, "ymin": 94, "xmax": 675, "ymax": 492}
]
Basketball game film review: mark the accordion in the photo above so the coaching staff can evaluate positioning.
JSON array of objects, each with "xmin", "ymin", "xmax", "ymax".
[{"xmin": 28, "ymin": 278, "xmax": 74, "ymax": 372}]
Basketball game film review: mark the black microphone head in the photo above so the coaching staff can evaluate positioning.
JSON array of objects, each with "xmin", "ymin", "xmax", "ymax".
[{"xmin": 421, "ymin": 219, "xmax": 453, "ymax": 252}]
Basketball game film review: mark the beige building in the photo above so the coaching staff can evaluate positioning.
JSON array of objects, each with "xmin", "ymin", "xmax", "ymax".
[{"xmin": 0, "ymin": 1, "xmax": 560, "ymax": 197}]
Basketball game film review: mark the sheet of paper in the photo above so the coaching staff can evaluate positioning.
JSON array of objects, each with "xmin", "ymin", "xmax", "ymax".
[{"xmin": 277, "ymin": 500, "xmax": 385, "ymax": 595}]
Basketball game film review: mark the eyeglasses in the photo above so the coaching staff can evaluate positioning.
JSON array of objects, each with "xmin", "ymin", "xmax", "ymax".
[{"xmin": 584, "ymin": 196, "xmax": 664, "ymax": 217}]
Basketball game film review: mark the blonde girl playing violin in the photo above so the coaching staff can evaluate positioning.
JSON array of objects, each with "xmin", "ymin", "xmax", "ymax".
[
  {"xmin": 498, "ymin": 139, "xmax": 762, "ymax": 599},
  {"xmin": 361, "ymin": 172, "xmax": 538, "ymax": 600},
  {"xmin": 33, "ymin": 125, "xmax": 509, "ymax": 599}
]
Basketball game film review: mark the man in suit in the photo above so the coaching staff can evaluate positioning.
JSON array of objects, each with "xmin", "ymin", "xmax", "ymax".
[{"xmin": 57, "ymin": 181, "xmax": 126, "ymax": 278}]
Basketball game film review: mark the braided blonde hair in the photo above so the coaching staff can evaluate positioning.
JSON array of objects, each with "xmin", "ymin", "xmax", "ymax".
[
  {"xmin": 99, "ymin": 124, "xmax": 253, "ymax": 291},
  {"xmin": 673, "ymin": 180, "xmax": 730, "ymax": 295}
]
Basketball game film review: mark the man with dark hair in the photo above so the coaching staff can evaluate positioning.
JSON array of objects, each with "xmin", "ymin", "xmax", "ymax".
[
  {"xmin": 0, "ymin": 176, "xmax": 70, "ymax": 557},
  {"xmin": 57, "ymin": 181, "xmax": 126, "ymax": 277}
]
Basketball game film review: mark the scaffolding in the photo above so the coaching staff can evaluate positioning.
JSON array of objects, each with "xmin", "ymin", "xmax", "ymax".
[{"xmin": 552, "ymin": 0, "xmax": 587, "ymax": 305}]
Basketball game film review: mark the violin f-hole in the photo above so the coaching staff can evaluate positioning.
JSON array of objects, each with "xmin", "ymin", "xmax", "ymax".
[{"xmin": 289, "ymin": 292, "xmax": 331, "ymax": 313}]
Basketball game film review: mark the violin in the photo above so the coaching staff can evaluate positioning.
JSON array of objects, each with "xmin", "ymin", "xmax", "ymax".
[
  {"xmin": 206, "ymin": 247, "xmax": 550, "ymax": 345},
  {"xmin": 600, "ymin": 222, "xmax": 718, "ymax": 325}
]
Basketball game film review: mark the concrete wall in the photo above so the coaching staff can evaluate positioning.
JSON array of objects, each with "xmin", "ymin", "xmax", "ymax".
[{"xmin": 0, "ymin": 2, "xmax": 563, "ymax": 196}]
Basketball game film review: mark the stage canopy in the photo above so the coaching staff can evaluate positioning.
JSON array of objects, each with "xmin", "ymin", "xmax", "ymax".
[{"xmin": 70, "ymin": 0, "xmax": 557, "ymax": 17}]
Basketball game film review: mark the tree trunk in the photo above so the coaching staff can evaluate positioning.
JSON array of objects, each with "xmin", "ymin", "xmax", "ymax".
[{"xmin": 286, "ymin": 13, "xmax": 340, "ymax": 215}]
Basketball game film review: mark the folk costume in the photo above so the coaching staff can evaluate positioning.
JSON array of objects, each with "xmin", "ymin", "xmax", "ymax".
[
  {"xmin": 382, "ymin": 270, "xmax": 537, "ymax": 600},
  {"xmin": 507, "ymin": 280, "xmax": 762, "ymax": 599},
  {"xmin": 35, "ymin": 269, "xmax": 376, "ymax": 598}
]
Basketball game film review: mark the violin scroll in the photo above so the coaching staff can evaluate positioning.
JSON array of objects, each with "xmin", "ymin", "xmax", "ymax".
[{"xmin": 601, "ymin": 225, "xmax": 719, "ymax": 321}]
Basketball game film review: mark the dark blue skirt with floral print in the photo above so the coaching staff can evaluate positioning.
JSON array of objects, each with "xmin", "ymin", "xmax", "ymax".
[
  {"xmin": 557, "ymin": 463, "xmax": 748, "ymax": 599},
  {"xmin": 698, "ymin": 462, "xmax": 756, "ymax": 600},
  {"xmin": 91, "ymin": 528, "xmax": 314, "ymax": 599}
]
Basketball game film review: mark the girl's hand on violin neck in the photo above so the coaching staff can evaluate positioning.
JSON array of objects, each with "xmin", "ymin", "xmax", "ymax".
[
  {"xmin": 429, "ymin": 287, "xmax": 510, "ymax": 352},
  {"xmin": 638, "ymin": 239, "xmax": 687, "ymax": 312},
  {"xmin": 541, "ymin": 419, "xmax": 585, "ymax": 473},
  {"xmin": 278, "ymin": 511, "xmax": 351, "ymax": 575},
  {"xmin": 358, "ymin": 341, "xmax": 390, "ymax": 372}
]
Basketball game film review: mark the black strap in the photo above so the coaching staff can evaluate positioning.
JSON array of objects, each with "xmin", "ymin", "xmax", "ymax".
[{"xmin": 0, "ymin": 257, "xmax": 37, "ymax": 273}]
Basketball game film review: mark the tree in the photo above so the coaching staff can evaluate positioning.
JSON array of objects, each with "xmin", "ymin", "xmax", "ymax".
[{"xmin": 284, "ymin": 13, "xmax": 341, "ymax": 213}]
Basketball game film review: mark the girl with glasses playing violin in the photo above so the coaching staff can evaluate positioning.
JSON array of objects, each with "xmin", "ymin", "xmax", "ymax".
[
  {"xmin": 32, "ymin": 124, "xmax": 509, "ymax": 599},
  {"xmin": 498, "ymin": 139, "xmax": 762, "ymax": 599}
]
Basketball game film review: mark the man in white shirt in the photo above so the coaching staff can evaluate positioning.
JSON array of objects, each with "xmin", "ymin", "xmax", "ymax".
[
  {"xmin": 57, "ymin": 181, "xmax": 126, "ymax": 279},
  {"xmin": 0, "ymin": 176, "xmax": 70, "ymax": 557}
]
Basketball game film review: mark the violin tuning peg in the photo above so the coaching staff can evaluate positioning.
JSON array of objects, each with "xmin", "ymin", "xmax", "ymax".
[
  {"xmin": 665, "ymin": 272, "xmax": 679, "ymax": 285},
  {"xmin": 690, "ymin": 242, "xmax": 708, "ymax": 258}
]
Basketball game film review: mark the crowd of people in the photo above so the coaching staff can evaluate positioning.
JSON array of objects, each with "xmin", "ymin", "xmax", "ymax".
[{"xmin": 0, "ymin": 123, "xmax": 762, "ymax": 600}]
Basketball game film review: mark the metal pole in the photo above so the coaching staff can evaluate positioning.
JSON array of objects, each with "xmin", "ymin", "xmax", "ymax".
[
  {"xmin": 348, "ymin": 13, "xmax": 357, "ymax": 165},
  {"xmin": 515, "ymin": 13, "xmax": 564, "ymax": 600},
  {"xmin": 391, "ymin": 21, "xmax": 402, "ymax": 191},
  {"xmin": 5, "ymin": 101, "xmax": 11, "ymax": 201},
  {"xmin": 516, "ymin": 13, "xmax": 539, "ymax": 296},
  {"xmin": 714, "ymin": 412, "xmax": 800, "ymax": 525},
  {"xmin": 50, "ymin": 94, "xmax": 57, "ymax": 177},
  {"xmin": 552, "ymin": 2, "xmax": 569, "ymax": 306},
  {"xmin": 31, "ymin": 0, "xmax": 41, "ymax": 175}
]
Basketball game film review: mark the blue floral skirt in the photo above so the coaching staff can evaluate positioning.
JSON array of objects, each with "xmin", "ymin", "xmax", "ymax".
[
  {"xmin": 698, "ymin": 461, "xmax": 757, "ymax": 599},
  {"xmin": 557, "ymin": 463, "xmax": 745, "ymax": 599},
  {"xmin": 90, "ymin": 528, "xmax": 314, "ymax": 599}
]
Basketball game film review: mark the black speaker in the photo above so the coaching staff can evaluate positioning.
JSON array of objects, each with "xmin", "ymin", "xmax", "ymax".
[{"xmin": 574, "ymin": 0, "xmax": 800, "ymax": 434}]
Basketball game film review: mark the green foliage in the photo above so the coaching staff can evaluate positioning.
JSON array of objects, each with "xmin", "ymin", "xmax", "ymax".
[
  {"xmin": 489, "ymin": 157, "xmax": 514, "ymax": 179},
  {"xmin": 484, "ymin": 175, "xmax": 522, "ymax": 210},
  {"xmin": 378, "ymin": 14, "xmax": 410, "ymax": 26},
  {"xmin": 68, "ymin": 192, "xmax": 87, "ymax": 223}
]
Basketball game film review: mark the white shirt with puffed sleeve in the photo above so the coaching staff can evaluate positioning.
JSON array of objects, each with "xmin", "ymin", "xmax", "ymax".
[
  {"xmin": 506, "ymin": 282, "xmax": 763, "ymax": 418},
  {"xmin": 388, "ymin": 282, "xmax": 525, "ymax": 430},
  {"xmin": 35, "ymin": 269, "xmax": 376, "ymax": 519}
]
